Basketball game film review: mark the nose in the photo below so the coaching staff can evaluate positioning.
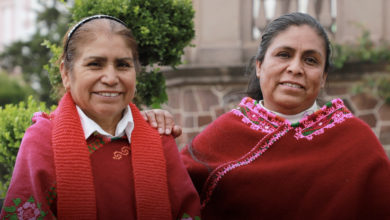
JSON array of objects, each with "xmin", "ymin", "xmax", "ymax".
[
  {"xmin": 101, "ymin": 65, "xmax": 119, "ymax": 86},
  {"xmin": 287, "ymin": 56, "xmax": 303, "ymax": 75}
]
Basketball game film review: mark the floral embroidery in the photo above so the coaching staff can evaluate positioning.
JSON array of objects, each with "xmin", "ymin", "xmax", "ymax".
[
  {"xmin": 45, "ymin": 182, "xmax": 57, "ymax": 206},
  {"xmin": 232, "ymin": 97, "xmax": 285, "ymax": 134},
  {"xmin": 294, "ymin": 99, "xmax": 353, "ymax": 140},
  {"xmin": 2, "ymin": 196, "xmax": 47, "ymax": 220},
  {"xmin": 113, "ymin": 146, "xmax": 131, "ymax": 160},
  {"xmin": 180, "ymin": 213, "xmax": 201, "ymax": 220},
  {"xmin": 201, "ymin": 125, "xmax": 289, "ymax": 208}
]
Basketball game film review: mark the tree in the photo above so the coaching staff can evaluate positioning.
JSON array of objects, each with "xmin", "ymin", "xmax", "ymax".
[
  {"xmin": 0, "ymin": 0, "xmax": 70, "ymax": 106},
  {"xmin": 46, "ymin": 0, "xmax": 195, "ymax": 107}
]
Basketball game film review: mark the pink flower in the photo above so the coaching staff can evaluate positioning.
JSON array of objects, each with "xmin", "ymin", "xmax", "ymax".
[{"xmin": 17, "ymin": 201, "xmax": 40, "ymax": 220}]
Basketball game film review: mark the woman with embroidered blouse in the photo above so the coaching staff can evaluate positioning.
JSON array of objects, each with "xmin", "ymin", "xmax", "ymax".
[
  {"xmin": 145, "ymin": 12, "xmax": 390, "ymax": 219},
  {"xmin": 0, "ymin": 15, "xmax": 200, "ymax": 219}
]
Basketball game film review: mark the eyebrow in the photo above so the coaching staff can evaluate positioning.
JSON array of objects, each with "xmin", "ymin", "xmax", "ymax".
[
  {"xmin": 274, "ymin": 46, "xmax": 323, "ymax": 58},
  {"xmin": 83, "ymin": 56, "xmax": 134, "ymax": 61}
]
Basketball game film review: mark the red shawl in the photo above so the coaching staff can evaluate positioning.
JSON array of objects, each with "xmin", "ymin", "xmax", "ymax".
[
  {"xmin": 182, "ymin": 97, "xmax": 390, "ymax": 219},
  {"xmin": 51, "ymin": 92, "xmax": 172, "ymax": 219}
]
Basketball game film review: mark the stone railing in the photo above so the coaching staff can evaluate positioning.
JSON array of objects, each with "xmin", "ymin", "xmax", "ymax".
[{"xmin": 183, "ymin": 0, "xmax": 390, "ymax": 66}]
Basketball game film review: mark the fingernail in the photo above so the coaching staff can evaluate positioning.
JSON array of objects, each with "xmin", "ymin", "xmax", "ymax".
[
  {"xmin": 158, "ymin": 128, "xmax": 163, "ymax": 134},
  {"xmin": 165, "ymin": 128, "xmax": 171, "ymax": 134},
  {"xmin": 152, "ymin": 122, "xmax": 157, "ymax": 127}
]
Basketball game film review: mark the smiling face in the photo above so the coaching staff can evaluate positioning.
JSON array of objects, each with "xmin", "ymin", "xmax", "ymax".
[
  {"xmin": 60, "ymin": 26, "xmax": 136, "ymax": 129},
  {"xmin": 256, "ymin": 25, "xmax": 327, "ymax": 115}
]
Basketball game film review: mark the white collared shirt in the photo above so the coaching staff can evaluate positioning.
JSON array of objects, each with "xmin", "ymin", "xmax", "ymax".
[
  {"xmin": 259, "ymin": 101, "xmax": 319, "ymax": 124},
  {"xmin": 76, "ymin": 105, "xmax": 134, "ymax": 143}
]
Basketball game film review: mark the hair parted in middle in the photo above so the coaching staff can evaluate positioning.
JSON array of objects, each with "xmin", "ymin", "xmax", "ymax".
[{"xmin": 246, "ymin": 12, "xmax": 331, "ymax": 101}]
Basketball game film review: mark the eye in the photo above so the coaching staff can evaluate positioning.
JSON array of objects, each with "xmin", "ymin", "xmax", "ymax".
[
  {"xmin": 86, "ymin": 61, "xmax": 101, "ymax": 67},
  {"xmin": 276, "ymin": 51, "xmax": 290, "ymax": 58},
  {"xmin": 117, "ymin": 61, "xmax": 134, "ymax": 70},
  {"xmin": 304, "ymin": 57, "xmax": 318, "ymax": 65}
]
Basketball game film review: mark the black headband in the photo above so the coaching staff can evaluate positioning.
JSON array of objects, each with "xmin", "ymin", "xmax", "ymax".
[{"xmin": 64, "ymin": 14, "xmax": 127, "ymax": 53}]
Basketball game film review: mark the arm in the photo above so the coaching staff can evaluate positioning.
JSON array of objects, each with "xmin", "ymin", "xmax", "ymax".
[
  {"xmin": 161, "ymin": 135, "xmax": 201, "ymax": 219},
  {"xmin": 0, "ymin": 114, "xmax": 56, "ymax": 219}
]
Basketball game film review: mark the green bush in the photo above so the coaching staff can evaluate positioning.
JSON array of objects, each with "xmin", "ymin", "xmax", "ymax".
[
  {"xmin": 0, "ymin": 73, "xmax": 35, "ymax": 107},
  {"xmin": 0, "ymin": 97, "xmax": 53, "ymax": 197},
  {"xmin": 332, "ymin": 25, "xmax": 390, "ymax": 69},
  {"xmin": 46, "ymin": 0, "xmax": 195, "ymax": 107}
]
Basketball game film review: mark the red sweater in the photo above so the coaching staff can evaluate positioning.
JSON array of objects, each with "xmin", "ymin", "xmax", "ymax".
[
  {"xmin": 181, "ymin": 97, "xmax": 390, "ymax": 219},
  {"xmin": 1, "ymin": 93, "xmax": 200, "ymax": 219}
]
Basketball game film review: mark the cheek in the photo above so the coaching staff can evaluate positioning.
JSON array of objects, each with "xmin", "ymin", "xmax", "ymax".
[{"xmin": 123, "ymin": 73, "xmax": 136, "ymax": 93}]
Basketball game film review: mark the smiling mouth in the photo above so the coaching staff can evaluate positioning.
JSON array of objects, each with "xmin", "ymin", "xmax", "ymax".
[
  {"xmin": 281, "ymin": 82, "xmax": 304, "ymax": 89},
  {"xmin": 96, "ymin": 92, "xmax": 121, "ymax": 97}
]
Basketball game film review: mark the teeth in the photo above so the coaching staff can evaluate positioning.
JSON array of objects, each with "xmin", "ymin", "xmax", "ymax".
[
  {"xmin": 98, "ymin": 92, "xmax": 120, "ymax": 97},
  {"xmin": 282, "ymin": 83, "xmax": 302, "ymax": 88}
]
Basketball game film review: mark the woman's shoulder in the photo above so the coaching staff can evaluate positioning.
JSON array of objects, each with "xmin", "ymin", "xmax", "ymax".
[
  {"xmin": 28, "ymin": 111, "xmax": 53, "ymax": 134},
  {"xmin": 20, "ymin": 111, "xmax": 53, "ymax": 153}
]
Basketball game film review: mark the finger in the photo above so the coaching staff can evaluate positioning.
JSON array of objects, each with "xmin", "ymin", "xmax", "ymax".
[
  {"xmin": 172, "ymin": 125, "xmax": 182, "ymax": 138},
  {"xmin": 155, "ymin": 110, "xmax": 166, "ymax": 134},
  {"xmin": 145, "ymin": 110, "xmax": 158, "ymax": 128},
  {"xmin": 140, "ymin": 110, "xmax": 148, "ymax": 121},
  {"xmin": 163, "ymin": 111, "xmax": 174, "ymax": 135}
]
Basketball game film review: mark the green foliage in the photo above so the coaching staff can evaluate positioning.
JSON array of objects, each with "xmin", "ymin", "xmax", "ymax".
[
  {"xmin": 134, "ymin": 68, "xmax": 168, "ymax": 108},
  {"xmin": 352, "ymin": 74, "xmax": 390, "ymax": 104},
  {"xmin": 0, "ymin": 73, "xmax": 35, "ymax": 106},
  {"xmin": 0, "ymin": 1, "xmax": 70, "ymax": 106},
  {"xmin": 46, "ymin": 0, "xmax": 195, "ymax": 107},
  {"xmin": 71, "ymin": 0, "xmax": 195, "ymax": 67},
  {"xmin": 332, "ymin": 25, "xmax": 390, "ymax": 69},
  {"xmin": 0, "ymin": 97, "xmax": 53, "ymax": 197},
  {"xmin": 42, "ymin": 40, "xmax": 63, "ymax": 101}
]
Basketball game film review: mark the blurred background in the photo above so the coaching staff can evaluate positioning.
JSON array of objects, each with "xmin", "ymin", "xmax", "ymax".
[{"xmin": 0, "ymin": 0, "xmax": 389, "ymax": 151}]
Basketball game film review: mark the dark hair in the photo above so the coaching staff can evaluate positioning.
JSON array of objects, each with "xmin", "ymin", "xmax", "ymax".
[
  {"xmin": 246, "ymin": 12, "xmax": 331, "ymax": 100},
  {"xmin": 59, "ymin": 15, "xmax": 140, "ymax": 73}
]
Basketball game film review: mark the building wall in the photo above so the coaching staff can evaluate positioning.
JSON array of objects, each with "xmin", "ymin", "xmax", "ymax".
[{"xmin": 0, "ymin": 0, "xmax": 38, "ymax": 52}]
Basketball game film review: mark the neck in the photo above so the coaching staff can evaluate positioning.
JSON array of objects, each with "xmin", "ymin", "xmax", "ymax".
[
  {"xmin": 89, "ymin": 112, "xmax": 123, "ymax": 136},
  {"xmin": 260, "ymin": 101, "xmax": 319, "ymax": 123}
]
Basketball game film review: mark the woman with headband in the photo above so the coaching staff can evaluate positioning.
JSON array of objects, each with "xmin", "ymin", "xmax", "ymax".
[{"xmin": 0, "ymin": 15, "xmax": 200, "ymax": 219}]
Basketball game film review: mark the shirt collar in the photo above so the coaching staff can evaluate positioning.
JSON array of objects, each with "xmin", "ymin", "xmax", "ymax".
[
  {"xmin": 259, "ymin": 101, "xmax": 319, "ymax": 124},
  {"xmin": 76, "ymin": 105, "xmax": 134, "ymax": 143}
]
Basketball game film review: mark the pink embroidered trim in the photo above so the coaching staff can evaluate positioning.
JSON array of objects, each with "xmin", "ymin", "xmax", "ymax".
[
  {"xmin": 233, "ymin": 97, "xmax": 354, "ymax": 141},
  {"xmin": 294, "ymin": 99, "xmax": 353, "ymax": 140},
  {"xmin": 113, "ymin": 146, "xmax": 131, "ymax": 160},
  {"xmin": 201, "ymin": 125, "xmax": 289, "ymax": 209},
  {"xmin": 232, "ymin": 97, "xmax": 285, "ymax": 134}
]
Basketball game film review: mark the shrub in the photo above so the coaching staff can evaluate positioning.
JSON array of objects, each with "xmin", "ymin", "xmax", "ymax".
[
  {"xmin": 0, "ymin": 73, "xmax": 35, "ymax": 107},
  {"xmin": 0, "ymin": 97, "xmax": 53, "ymax": 197},
  {"xmin": 45, "ymin": 0, "xmax": 195, "ymax": 107}
]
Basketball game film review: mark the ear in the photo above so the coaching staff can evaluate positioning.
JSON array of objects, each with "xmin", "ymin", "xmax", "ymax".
[
  {"xmin": 60, "ymin": 61, "xmax": 71, "ymax": 91},
  {"xmin": 255, "ymin": 60, "xmax": 262, "ymax": 78},
  {"xmin": 321, "ymin": 72, "xmax": 328, "ymax": 88}
]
